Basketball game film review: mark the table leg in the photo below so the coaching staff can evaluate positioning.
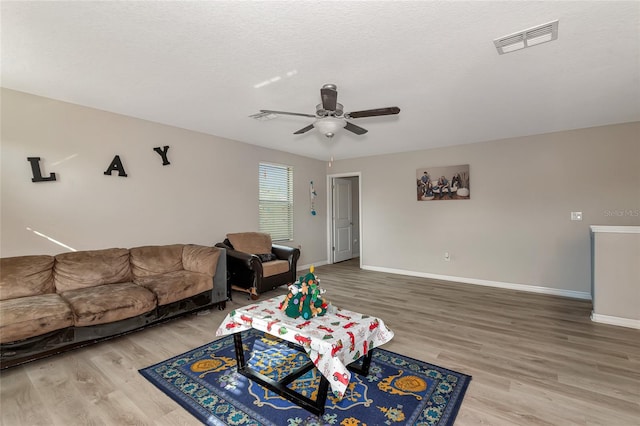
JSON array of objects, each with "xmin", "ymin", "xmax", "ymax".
[
  {"xmin": 231, "ymin": 331, "xmax": 328, "ymax": 416},
  {"xmin": 347, "ymin": 349, "xmax": 374, "ymax": 376},
  {"xmin": 233, "ymin": 333, "xmax": 245, "ymax": 369},
  {"xmin": 360, "ymin": 349, "xmax": 373, "ymax": 374},
  {"xmin": 316, "ymin": 375, "xmax": 330, "ymax": 411}
]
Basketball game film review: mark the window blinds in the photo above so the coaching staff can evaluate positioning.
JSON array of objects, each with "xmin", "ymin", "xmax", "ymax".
[{"xmin": 259, "ymin": 162, "xmax": 293, "ymax": 241}]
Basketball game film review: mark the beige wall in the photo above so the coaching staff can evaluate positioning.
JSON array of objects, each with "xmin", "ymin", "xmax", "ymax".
[
  {"xmin": 1, "ymin": 89, "xmax": 327, "ymax": 266},
  {"xmin": 591, "ymin": 227, "xmax": 640, "ymax": 326},
  {"xmin": 330, "ymin": 122, "xmax": 640, "ymax": 296},
  {"xmin": 4, "ymin": 88, "xmax": 638, "ymax": 298}
]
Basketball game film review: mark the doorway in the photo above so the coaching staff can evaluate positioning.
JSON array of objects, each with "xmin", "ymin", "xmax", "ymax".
[{"xmin": 327, "ymin": 173, "xmax": 361, "ymax": 265}]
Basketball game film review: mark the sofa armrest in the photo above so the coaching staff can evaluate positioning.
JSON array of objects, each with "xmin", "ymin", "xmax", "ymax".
[
  {"xmin": 272, "ymin": 244, "xmax": 301, "ymax": 266},
  {"xmin": 215, "ymin": 242, "xmax": 262, "ymax": 273},
  {"xmin": 182, "ymin": 245, "xmax": 222, "ymax": 276},
  {"xmin": 212, "ymin": 248, "xmax": 227, "ymax": 304}
]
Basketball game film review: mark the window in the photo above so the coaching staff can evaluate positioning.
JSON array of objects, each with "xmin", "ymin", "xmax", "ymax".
[{"xmin": 259, "ymin": 162, "xmax": 293, "ymax": 241}]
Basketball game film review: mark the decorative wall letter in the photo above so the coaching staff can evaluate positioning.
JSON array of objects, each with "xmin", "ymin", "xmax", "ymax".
[
  {"xmin": 104, "ymin": 155, "xmax": 128, "ymax": 177},
  {"xmin": 27, "ymin": 157, "xmax": 57, "ymax": 182},
  {"xmin": 153, "ymin": 146, "xmax": 171, "ymax": 165},
  {"xmin": 28, "ymin": 147, "xmax": 172, "ymax": 182}
]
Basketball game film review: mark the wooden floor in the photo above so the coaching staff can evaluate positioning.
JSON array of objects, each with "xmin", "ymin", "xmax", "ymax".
[{"xmin": 1, "ymin": 259, "xmax": 639, "ymax": 425}]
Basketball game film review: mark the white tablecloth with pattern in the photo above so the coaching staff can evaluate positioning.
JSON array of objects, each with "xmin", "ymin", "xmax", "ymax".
[{"xmin": 215, "ymin": 296, "xmax": 394, "ymax": 399}]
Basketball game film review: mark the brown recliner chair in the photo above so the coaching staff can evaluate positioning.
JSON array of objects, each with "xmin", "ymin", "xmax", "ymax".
[{"xmin": 215, "ymin": 232, "xmax": 300, "ymax": 300}]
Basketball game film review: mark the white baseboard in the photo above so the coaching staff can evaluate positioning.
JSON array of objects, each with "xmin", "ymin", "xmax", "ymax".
[
  {"xmin": 591, "ymin": 312, "xmax": 640, "ymax": 329},
  {"xmin": 297, "ymin": 260, "xmax": 328, "ymax": 271},
  {"xmin": 361, "ymin": 265, "xmax": 592, "ymax": 300}
]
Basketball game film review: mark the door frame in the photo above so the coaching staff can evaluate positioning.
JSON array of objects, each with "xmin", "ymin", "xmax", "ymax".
[{"xmin": 326, "ymin": 172, "xmax": 362, "ymax": 266}]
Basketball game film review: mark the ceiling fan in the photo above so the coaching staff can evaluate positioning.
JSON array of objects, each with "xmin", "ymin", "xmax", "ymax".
[{"xmin": 259, "ymin": 84, "xmax": 400, "ymax": 138}]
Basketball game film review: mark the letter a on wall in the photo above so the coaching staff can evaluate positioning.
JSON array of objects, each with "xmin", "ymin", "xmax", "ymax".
[{"xmin": 104, "ymin": 155, "xmax": 128, "ymax": 177}]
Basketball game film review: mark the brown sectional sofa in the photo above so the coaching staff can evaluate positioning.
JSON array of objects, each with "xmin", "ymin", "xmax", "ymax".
[{"xmin": 0, "ymin": 244, "xmax": 226, "ymax": 369}]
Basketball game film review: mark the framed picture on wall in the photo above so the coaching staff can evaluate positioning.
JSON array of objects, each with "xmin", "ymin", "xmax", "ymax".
[{"xmin": 417, "ymin": 164, "xmax": 470, "ymax": 201}]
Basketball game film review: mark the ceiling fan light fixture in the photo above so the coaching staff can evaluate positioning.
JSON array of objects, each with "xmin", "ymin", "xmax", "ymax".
[
  {"xmin": 314, "ymin": 117, "xmax": 345, "ymax": 138},
  {"xmin": 258, "ymin": 83, "xmax": 399, "ymax": 137}
]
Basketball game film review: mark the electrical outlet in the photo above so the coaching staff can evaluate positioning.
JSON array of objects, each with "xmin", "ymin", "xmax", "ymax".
[
  {"xmin": 571, "ymin": 212, "xmax": 583, "ymax": 221},
  {"xmin": 444, "ymin": 252, "xmax": 451, "ymax": 261}
]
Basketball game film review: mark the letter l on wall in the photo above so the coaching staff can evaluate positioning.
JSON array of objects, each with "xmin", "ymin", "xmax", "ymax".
[{"xmin": 27, "ymin": 157, "xmax": 57, "ymax": 182}]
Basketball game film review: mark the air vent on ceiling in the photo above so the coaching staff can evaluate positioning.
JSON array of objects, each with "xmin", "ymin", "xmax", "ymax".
[{"xmin": 494, "ymin": 20, "xmax": 559, "ymax": 54}]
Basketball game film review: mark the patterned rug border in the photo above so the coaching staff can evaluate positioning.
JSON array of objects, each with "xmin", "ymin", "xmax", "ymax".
[{"xmin": 139, "ymin": 330, "xmax": 472, "ymax": 425}]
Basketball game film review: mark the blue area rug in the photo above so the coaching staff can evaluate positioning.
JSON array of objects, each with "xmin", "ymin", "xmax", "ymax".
[{"xmin": 139, "ymin": 329, "xmax": 471, "ymax": 425}]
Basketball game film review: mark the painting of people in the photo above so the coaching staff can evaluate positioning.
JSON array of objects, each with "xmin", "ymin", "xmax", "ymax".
[{"xmin": 416, "ymin": 164, "xmax": 470, "ymax": 201}]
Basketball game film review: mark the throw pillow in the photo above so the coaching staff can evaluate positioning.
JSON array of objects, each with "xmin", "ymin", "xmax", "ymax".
[
  {"xmin": 256, "ymin": 253, "xmax": 277, "ymax": 263},
  {"xmin": 227, "ymin": 232, "xmax": 272, "ymax": 254}
]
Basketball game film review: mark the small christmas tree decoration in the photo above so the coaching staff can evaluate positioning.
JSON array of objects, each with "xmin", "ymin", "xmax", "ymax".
[{"xmin": 280, "ymin": 265, "xmax": 328, "ymax": 319}]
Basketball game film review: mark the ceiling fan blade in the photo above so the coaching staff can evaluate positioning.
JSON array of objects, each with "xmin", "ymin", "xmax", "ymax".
[
  {"xmin": 293, "ymin": 124, "xmax": 315, "ymax": 134},
  {"xmin": 260, "ymin": 109, "xmax": 316, "ymax": 118},
  {"xmin": 345, "ymin": 106, "xmax": 400, "ymax": 119},
  {"xmin": 344, "ymin": 121, "xmax": 368, "ymax": 135},
  {"xmin": 321, "ymin": 87, "xmax": 338, "ymax": 111}
]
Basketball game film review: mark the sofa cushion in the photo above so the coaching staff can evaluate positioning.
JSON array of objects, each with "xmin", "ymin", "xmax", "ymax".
[
  {"xmin": 135, "ymin": 270, "xmax": 213, "ymax": 306},
  {"xmin": 60, "ymin": 282, "xmax": 156, "ymax": 327},
  {"xmin": 0, "ymin": 294, "xmax": 73, "ymax": 343},
  {"xmin": 54, "ymin": 248, "xmax": 131, "ymax": 292},
  {"xmin": 130, "ymin": 244, "xmax": 184, "ymax": 279},
  {"xmin": 182, "ymin": 245, "xmax": 221, "ymax": 277},
  {"xmin": 227, "ymin": 232, "xmax": 272, "ymax": 254},
  {"xmin": 262, "ymin": 260, "xmax": 290, "ymax": 278},
  {"xmin": 0, "ymin": 255, "xmax": 55, "ymax": 301}
]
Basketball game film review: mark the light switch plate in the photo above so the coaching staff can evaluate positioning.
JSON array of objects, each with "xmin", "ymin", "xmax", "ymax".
[{"xmin": 571, "ymin": 211, "xmax": 583, "ymax": 221}]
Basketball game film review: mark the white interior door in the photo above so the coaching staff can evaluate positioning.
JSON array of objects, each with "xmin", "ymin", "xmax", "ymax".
[{"xmin": 333, "ymin": 178, "xmax": 353, "ymax": 263}]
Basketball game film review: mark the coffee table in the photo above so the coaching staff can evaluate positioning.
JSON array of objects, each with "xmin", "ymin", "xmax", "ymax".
[{"xmin": 215, "ymin": 296, "xmax": 394, "ymax": 415}]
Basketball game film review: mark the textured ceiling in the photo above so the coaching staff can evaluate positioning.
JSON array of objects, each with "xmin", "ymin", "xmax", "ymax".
[{"xmin": 2, "ymin": 1, "xmax": 639, "ymax": 160}]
